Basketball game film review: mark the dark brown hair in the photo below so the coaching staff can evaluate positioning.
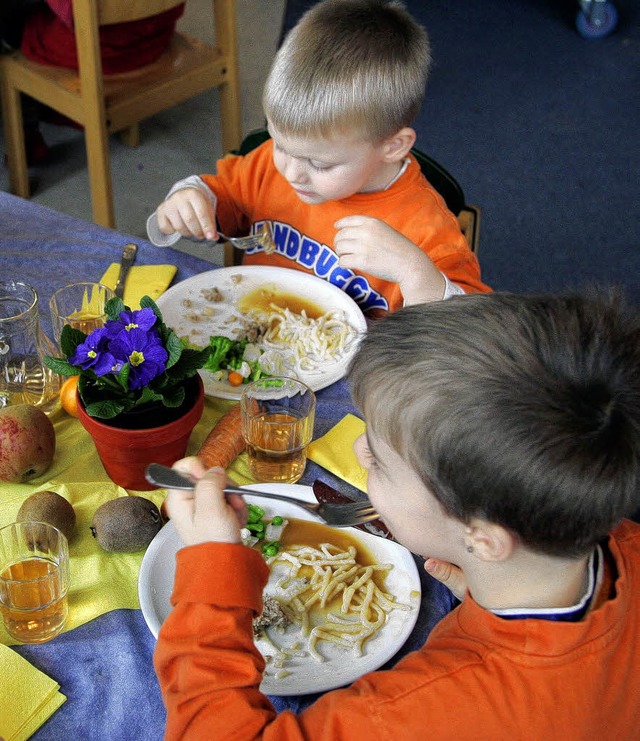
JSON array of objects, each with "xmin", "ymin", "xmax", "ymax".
[{"xmin": 349, "ymin": 291, "xmax": 640, "ymax": 557}]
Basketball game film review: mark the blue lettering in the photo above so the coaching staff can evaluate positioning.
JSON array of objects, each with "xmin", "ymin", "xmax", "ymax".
[
  {"xmin": 285, "ymin": 231, "xmax": 300, "ymax": 258},
  {"xmin": 299, "ymin": 239, "xmax": 320, "ymax": 268},
  {"xmin": 315, "ymin": 247, "xmax": 338, "ymax": 277}
]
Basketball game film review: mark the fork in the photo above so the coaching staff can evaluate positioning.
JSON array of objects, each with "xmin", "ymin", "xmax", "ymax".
[
  {"xmin": 145, "ymin": 463, "xmax": 380, "ymax": 528},
  {"xmin": 217, "ymin": 222, "xmax": 275, "ymax": 253}
]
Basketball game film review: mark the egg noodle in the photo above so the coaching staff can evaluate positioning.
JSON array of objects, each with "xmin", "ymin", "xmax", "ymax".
[
  {"xmin": 255, "ymin": 305, "xmax": 361, "ymax": 374},
  {"xmin": 267, "ymin": 542, "xmax": 411, "ymax": 662}
]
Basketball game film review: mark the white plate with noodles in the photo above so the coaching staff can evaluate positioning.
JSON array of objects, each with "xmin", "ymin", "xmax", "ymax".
[
  {"xmin": 156, "ymin": 266, "xmax": 367, "ymax": 400},
  {"xmin": 138, "ymin": 483, "xmax": 421, "ymax": 696}
]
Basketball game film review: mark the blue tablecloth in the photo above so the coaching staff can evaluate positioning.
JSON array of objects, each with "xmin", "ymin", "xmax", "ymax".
[{"xmin": 0, "ymin": 192, "xmax": 456, "ymax": 739}]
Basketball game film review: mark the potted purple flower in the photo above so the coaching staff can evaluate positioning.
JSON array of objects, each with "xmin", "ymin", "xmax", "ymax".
[{"xmin": 44, "ymin": 296, "xmax": 211, "ymax": 489}]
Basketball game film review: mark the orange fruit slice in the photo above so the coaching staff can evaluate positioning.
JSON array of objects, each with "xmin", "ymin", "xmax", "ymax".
[{"xmin": 59, "ymin": 375, "xmax": 80, "ymax": 417}]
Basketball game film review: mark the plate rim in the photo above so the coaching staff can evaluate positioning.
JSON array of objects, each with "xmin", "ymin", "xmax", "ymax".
[{"xmin": 138, "ymin": 483, "xmax": 421, "ymax": 696}]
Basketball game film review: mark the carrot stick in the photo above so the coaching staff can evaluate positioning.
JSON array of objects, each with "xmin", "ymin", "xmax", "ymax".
[{"xmin": 196, "ymin": 402, "xmax": 245, "ymax": 469}]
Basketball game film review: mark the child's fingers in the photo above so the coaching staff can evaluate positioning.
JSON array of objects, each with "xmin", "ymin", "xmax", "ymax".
[
  {"xmin": 424, "ymin": 558, "xmax": 467, "ymax": 601},
  {"xmin": 173, "ymin": 456, "xmax": 207, "ymax": 480},
  {"xmin": 163, "ymin": 488, "xmax": 195, "ymax": 523}
]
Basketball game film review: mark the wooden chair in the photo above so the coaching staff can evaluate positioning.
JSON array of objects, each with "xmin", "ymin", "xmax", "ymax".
[
  {"xmin": 223, "ymin": 128, "xmax": 481, "ymax": 267},
  {"xmin": 0, "ymin": 0, "xmax": 242, "ymax": 230}
]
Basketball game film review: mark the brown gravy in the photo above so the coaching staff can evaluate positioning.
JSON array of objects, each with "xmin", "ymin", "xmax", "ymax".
[
  {"xmin": 238, "ymin": 284, "xmax": 324, "ymax": 319},
  {"xmin": 277, "ymin": 518, "xmax": 387, "ymax": 594}
]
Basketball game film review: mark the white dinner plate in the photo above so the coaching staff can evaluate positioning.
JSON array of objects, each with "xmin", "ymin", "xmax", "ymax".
[
  {"xmin": 156, "ymin": 266, "xmax": 367, "ymax": 400},
  {"xmin": 138, "ymin": 483, "xmax": 421, "ymax": 696}
]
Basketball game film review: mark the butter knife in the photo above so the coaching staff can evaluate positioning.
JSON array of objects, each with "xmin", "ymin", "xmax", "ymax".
[{"xmin": 114, "ymin": 243, "xmax": 138, "ymax": 299}]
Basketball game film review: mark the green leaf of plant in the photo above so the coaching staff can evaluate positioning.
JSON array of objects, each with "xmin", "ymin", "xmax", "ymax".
[
  {"xmin": 59, "ymin": 324, "xmax": 87, "ymax": 356},
  {"xmin": 164, "ymin": 330, "xmax": 183, "ymax": 369},
  {"xmin": 115, "ymin": 363, "xmax": 130, "ymax": 392},
  {"xmin": 43, "ymin": 357, "xmax": 79, "ymax": 376},
  {"xmin": 105, "ymin": 296, "xmax": 126, "ymax": 320},
  {"xmin": 161, "ymin": 383, "xmax": 186, "ymax": 408},
  {"xmin": 84, "ymin": 398, "xmax": 128, "ymax": 419},
  {"xmin": 136, "ymin": 386, "xmax": 164, "ymax": 406}
]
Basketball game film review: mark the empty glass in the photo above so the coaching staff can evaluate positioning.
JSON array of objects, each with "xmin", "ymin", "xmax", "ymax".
[{"xmin": 0, "ymin": 281, "xmax": 61, "ymax": 414}]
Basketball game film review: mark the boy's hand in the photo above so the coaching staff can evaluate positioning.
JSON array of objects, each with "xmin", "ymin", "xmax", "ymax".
[
  {"xmin": 333, "ymin": 215, "xmax": 446, "ymax": 303},
  {"xmin": 163, "ymin": 456, "xmax": 247, "ymax": 546},
  {"xmin": 156, "ymin": 188, "xmax": 218, "ymax": 242}
]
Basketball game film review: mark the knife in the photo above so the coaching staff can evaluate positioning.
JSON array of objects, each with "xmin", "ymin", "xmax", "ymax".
[
  {"xmin": 114, "ymin": 242, "xmax": 138, "ymax": 299},
  {"xmin": 312, "ymin": 480, "xmax": 396, "ymax": 542}
]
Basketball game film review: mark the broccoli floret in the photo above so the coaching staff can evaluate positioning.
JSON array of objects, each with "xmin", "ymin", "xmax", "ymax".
[{"xmin": 203, "ymin": 336, "xmax": 234, "ymax": 372}]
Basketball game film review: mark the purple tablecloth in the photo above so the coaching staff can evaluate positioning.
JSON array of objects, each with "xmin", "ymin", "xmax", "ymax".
[{"xmin": 1, "ymin": 192, "xmax": 456, "ymax": 739}]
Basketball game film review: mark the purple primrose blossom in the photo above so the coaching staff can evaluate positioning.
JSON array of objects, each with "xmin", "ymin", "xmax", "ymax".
[
  {"xmin": 102, "ymin": 307, "xmax": 158, "ymax": 338},
  {"xmin": 107, "ymin": 327, "xmax": 169, "ymax": 389},
  {"xmin": 69, "ymin": 327, "xmax": 122, "ymax": 376}
]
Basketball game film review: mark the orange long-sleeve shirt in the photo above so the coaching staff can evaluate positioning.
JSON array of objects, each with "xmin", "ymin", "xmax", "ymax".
[
  {"xmin": 155, "ymin": 520, "xmax": 640, "ymax": 740},
  {"xmin": 202, "ymin": 141, "xmax": 490, "ymax": 314}
]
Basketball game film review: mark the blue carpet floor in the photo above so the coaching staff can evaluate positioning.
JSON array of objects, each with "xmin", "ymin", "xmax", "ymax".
[{"xmin": 282, "ymin": 0, "xmax": 640, "ymax": 301}]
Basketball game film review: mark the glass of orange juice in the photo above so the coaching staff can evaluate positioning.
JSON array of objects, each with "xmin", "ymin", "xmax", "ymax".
[
  {"xmin": 241, "ymin": 377, "xmax": 316, "ymax": 484},
  {"xmin": 49, "ymin": 282, "xmax": 115, "ymax": 345},
  {"xmin": 0, "ymin": 521, "xmax": 70, "ymax": 643}
]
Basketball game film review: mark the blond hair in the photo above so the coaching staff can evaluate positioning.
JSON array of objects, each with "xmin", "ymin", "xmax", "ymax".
[{"xmin": 263, "ymin": 0, "xmax": 431, "ymax": 142}]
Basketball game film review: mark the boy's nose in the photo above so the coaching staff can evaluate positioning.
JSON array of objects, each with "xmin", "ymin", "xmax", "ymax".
[{"xmin": 282, "ymin": 156, "xmax": 308, "ymax": 184}]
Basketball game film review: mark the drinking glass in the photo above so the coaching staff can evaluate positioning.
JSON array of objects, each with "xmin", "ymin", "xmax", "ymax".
[
  {"xmin": 0, "ymin": 521, "xmax": 70, "ymax": 643},
  {"xmin": 49, "ymin": 282, "xmax": 115, "ymax": 344},
  {"xmin": 241, "ymin": 378, "xmax": 316, "ymax": 484},
  {"xmin": 0, "ymin": 280, "xmax": 61, "ymax": 413}
]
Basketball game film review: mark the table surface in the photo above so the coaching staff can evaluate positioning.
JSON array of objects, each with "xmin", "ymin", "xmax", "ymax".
[{"xmin": 0, "ymin": 192, "xmax": 455, "ymax": 739}]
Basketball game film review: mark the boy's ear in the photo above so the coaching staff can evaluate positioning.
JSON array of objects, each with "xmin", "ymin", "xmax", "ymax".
[
  {"xmin": 382, "ymin": 127, "xmax": 416, "ymax": 162},
  {"xmin": 465, "ymin": 519, "xmax": 516, "ymax": 562}
]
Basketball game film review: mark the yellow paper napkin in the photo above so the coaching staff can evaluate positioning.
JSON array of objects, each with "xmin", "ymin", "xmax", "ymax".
[
  {"xmin": 99, "ymin": 264, "xmax": 177, "ymax": 306},
  {"xmin": 0, "ymin": 644, "xmax": 66, "ymax": 741},
  {"xmin": 307, "ymin": 413, "xmax": 368, "ymax": 493}
]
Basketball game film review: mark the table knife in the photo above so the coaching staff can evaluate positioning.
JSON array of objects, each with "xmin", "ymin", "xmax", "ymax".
[
  {"xmin": 312, "ymin": 480, "xmax": 396, "ymax": 541},
  {"xmin": 114, "ymin": 242, "xmax": 138, "ymax": 299}
]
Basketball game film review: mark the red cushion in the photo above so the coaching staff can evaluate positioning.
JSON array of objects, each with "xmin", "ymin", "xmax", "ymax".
[{"xmin": 20, "ymin": 4, "xmax": 186, "ymax": 74}]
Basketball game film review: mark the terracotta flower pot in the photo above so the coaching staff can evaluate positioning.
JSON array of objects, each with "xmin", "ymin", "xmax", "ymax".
[{"xmin": 77, "ymin": 375, "xmax": 204, "ymax": 490}]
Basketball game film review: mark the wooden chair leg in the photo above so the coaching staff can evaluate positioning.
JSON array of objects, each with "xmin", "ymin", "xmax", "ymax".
[
  {"xmin": 214, "ymin": 0, "xmax": 242, "ymax": 154},
  {"xmin": 118, "ymin": 124, "xmax": 140, "ymax": 148},
  {"xmin": 83, "ymin": 120, "xmax": 116, "ymax": 228},
  {"xmin": 0, "ymin": 73, "xmax": 31, "ymax": 199}
]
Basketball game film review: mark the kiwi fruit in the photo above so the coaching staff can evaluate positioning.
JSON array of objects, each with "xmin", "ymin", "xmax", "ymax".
[
  {"xmin": 91, "ymin": 496, "xmax": 163, "ymax": 552},
  {"xmin": 17, "ymin": 490, "xmax": 76, "ymax": 541}
]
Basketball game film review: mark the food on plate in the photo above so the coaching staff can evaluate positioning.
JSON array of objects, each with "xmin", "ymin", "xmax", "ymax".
[
  {"xmin": 253, "ymin": 595, "xmax": 291, "ymax": 635},
  {"xmin": 256, "ymin": 518, "xmax": 411, "ymax": 668},
  {"xmin": 258, "ymin": 305, "xmax": 360, "ymax": 374},
  {"xmin": 238, "ymin": 285, "xmax": 324, "ymax": 318},
  {"xmin": 175, "ymin": 276, "xmax": 363, "ymax": 393},
  {"xmin": 197, "ymin": 403, "xmax": 245, "ymax": 468},
  {"xmin": 202, "ymin": 336, "xmax": 286, "ymax": 386},
  {"xmin": 17, "ymin": 490, "xmax": 76, "ymax": 541},
  {"xmin": 241, "ymin": 505, "xmax": 288, "ymax": 558},
  {"xmin": 0, "ymin": 404, "xmax": 56, "ymax": 483},
  {"xmin": 91, "ymin": 496, "xmax": 163, "ymax": 552}
]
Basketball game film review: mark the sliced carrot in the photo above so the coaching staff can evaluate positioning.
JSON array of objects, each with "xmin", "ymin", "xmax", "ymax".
[
  {"xmin": 196, "ymin": 402, "xmax": 245, "ymax": 469},
  {"xmin": 227, "ymin": 370, "xmax": 245, "ymax": 386}
]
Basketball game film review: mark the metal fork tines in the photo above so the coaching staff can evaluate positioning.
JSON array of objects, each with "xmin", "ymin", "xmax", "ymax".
[
  {"xmin": 218, "ymin": 222, "xmax": 275, "ymax": 253},
  {"xmin": 145, "ymin": 463, "xmax": 379, "ymax": 528}
]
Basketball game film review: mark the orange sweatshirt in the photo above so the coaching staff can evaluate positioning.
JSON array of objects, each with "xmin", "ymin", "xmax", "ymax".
[
  {"xmin": 202, "ymin": 141, "xmax": 490, "ymax": 314},
  {"xmin": 155, "ymin": 520, "xmax": 640, "ymax": 740}
]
